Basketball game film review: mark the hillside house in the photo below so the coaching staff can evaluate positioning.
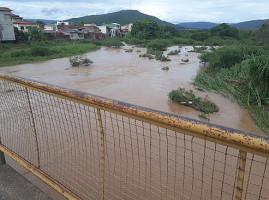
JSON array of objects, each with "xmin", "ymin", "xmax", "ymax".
[
  {"xmin": 13, "ymin": 21, "xmax": 39, "ymax": 32},
  {"xmin": 0, "ymin": 7, "xmax": 15, "ymax": 41},
  {"xmin": 57, "ymin": 29, "xmax": 84, "ymax": 40},
  {"xmin": 44, "ymin": 24, "xmax": 58, "ymax": 31},
  {"xmin": 97, "ymin": 26, "xmax": 110, "ymax": 38},
  {"xmin": 121, "ymin": 23, "xmax": 133, "ymax": 32}
]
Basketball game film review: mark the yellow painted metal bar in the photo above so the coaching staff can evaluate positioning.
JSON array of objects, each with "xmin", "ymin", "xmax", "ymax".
[
  {"xmin": 97, "ymin": 109, "xmax": 105, "ymax": 200},
  {"xmin": 235, "ymin": 150, "xmax": 247, "ymax": 200},
  {"xmin": 1, "ymin": 72, "xmax": 269, "ymax": 157},
  {"xmin": 25, "ymin": 87, "xmax": 41, "ymax": 168},
  {"xmin": 0, "ymin": 144, "xmax": 82, "ymax": 200}
]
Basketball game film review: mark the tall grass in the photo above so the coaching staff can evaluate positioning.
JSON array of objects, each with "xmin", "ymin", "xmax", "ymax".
[
  {"xmin": 0, "ymin": 40, "xmax": 100, "ymax": 67},
  {"xmin": 194, "ymin": 54, "xmax": 269, "ymax": 134}
]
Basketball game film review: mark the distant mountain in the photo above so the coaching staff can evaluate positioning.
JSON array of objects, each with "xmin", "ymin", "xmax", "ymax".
[
  {"xmin": 25, "ymin": 19, "xmax": 57, "ymax": 24},
  {"xmin": 177, "ymin": 22, "xmax": 219, "ymax": 29},
  {"xmin": 230, "ymin": 19, "xmax": 269, "ymax": 29},
  {"xmin": 178, "ymin": 19, "xmax": 269, "ymax": 29},
  {"xmin": 66, "ymin": 10, "xmax": 174, "ymax": 26}
]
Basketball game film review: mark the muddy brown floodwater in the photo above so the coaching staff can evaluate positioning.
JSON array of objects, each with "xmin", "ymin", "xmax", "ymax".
[{"xmin": 1, "ymin": 44, "xmax": 263, "ymax": 135}]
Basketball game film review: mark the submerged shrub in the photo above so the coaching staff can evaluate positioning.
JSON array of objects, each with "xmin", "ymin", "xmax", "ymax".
[
  {"xmin": 169, "ymin": 87, "xmax": 219, "ymax": 114},
  {"xmin": 70, "ymin": 55, "xmax": 93, "ymax": 67}
]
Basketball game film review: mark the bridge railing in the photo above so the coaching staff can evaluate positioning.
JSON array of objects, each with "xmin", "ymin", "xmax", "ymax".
[{"xmin": 0, "ymin": 72, "xmax": 268, "ymax": 200}]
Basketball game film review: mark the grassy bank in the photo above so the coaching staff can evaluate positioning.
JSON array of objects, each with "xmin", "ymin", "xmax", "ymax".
[
  {"xmin": 0, "ymin": 40, "xmax": 100, "ymax": 67},
  {"xmin": 194, "ymin": 48, "xmax": 269, "ymax": 135}
]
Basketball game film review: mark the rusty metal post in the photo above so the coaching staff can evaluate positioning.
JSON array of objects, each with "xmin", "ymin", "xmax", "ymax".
[
  {"xmin": 235, "ymin": 150, "xmax": 247, "ymax": 200},
  {"xmin": 25, "ymin": 88, "xmax": 41, "ymax": 169},
  {"xmin": 97, "ymin": 109, "xmax": 105, "ymax": 200}
]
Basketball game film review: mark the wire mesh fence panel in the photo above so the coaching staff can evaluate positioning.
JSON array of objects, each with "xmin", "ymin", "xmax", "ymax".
[
  {"xmin": 0, "ymin": 80, "xmax": 38, "ymax": 166},
  {"xmin": 1, "ymin": 76, "xmax": 269, "ymax": 200},
  {"xmin": 100, "ymin": 110, "xmax": 241, "ymax": 200}
]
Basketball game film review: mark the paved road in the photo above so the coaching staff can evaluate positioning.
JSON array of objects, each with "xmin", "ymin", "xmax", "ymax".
[{"xmin": 0, "ymin": 164, "xmax": 52, "ymax": 200}]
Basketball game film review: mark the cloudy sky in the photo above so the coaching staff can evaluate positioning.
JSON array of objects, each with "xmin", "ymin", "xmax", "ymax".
[{"xmin": 1, "ymin": 0, "xmax": 269, "ymax": 23}]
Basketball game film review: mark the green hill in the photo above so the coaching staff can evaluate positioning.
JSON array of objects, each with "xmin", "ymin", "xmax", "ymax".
[
  {"xmin": 66, "ymin": 10, "xmax": 174, "ymax": 26},
  {"xmin": 230, "ymin": 19, "xmax": 269, "ymax": 29}
]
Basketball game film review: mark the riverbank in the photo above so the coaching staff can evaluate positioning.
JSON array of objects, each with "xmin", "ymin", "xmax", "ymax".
[
  {"xmin": 0, "ymin": 40, "xmax": 100, "ymax": 67},
  {"xmin": 194, "ymin": 47, "xmax": 269, "ymax": 135}
]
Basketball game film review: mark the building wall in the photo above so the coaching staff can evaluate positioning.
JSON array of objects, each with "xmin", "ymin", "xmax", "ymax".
[
  {"xmin": 44, "ymin": 24, "xmax": 58, "ymax": 31},
  {"xmin": 13, "ymin": 23, "xmax": 39, "ymax": 32},
  {"xmin": 0, "ymin": 10, "xmax": 15, "ymax": 41}
]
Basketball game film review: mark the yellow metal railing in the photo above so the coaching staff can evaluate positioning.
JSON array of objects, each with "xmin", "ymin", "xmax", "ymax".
[{"xmin": 0, "ymin": 72, "xmax": 269, "ymax": 200}]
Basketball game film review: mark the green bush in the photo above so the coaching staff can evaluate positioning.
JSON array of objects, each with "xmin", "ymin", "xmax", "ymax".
[
  {"xmin": 147, "ymin": 39, "xmax": 170, "ymax": 51},
  {"xmin": 169, "ymin": 87, "xmax": 219, "ymax": 114},
  {"xmin": 199, "ymin": 45, "xmax": 264, "ymax": 71},
  {"xmin": 29, "ymin": 45, "xmax": 53, "ymax": 56}
]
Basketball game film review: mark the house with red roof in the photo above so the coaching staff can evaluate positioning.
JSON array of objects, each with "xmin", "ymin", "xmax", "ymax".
[{"xmin": 0, "ymin": 7, "xmax": 15, "ymax": 41}]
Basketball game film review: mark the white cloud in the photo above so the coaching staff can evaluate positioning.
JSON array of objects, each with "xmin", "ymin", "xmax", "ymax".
[{"xmin": 0, "ymin": 0, "xmax": 268, "ymax": 22}]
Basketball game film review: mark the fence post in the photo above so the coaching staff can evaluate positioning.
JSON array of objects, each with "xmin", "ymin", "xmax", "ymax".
[
  {"xmin": 97, "ymin": 109, "xmax": 105, "ymax": 200},
  {"xmin": 235, "ymin": 150, "xmax": 247, "ymax": 200},
  {"xmin": 25, "ymin": 88, "xmax": 41, "ymax": 169}
]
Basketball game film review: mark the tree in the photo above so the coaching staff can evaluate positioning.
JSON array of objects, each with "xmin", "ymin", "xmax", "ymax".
[
  {"xmin": 130, "ymin": 19, "xmax": 163, "ymax": 40},
  {"xmin": 27, "ymin": 26, "xmax": 46, "ymax": 41},
  {"xmin": 163, "ymin": 25, "xmax": 178, "ymax": 37},
  {"xmin": 191, "ymin": 31, "xmax": 210, "ymax": 41},
  {"xmin": 210, "ymin": 23, "xmax": 239, "ymax": 39},
  {"xmin": 13, "ymin": 27, "xmax": 27, "ymax": 42},
  {"xmin": 256, "ymin": 22, "xmax": 269, "ymax": 42}
]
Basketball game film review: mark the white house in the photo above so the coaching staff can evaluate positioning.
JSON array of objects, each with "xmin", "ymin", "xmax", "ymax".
[
  {"xmin": 13, "ymin": 21, "xmax": 39, "ymax": 32},
  {"xmin": 44, "ymin": 24, "xmax": 58, "ymax": 31},
  {"xmin": 0, "ymin": 7, "xmax": 15, "ymax": 41},
  {"xmin": 97, "ymin": 26, "xmax": 110, "ymax": 37}
]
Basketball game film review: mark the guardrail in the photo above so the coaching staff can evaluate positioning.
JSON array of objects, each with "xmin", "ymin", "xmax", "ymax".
[{"xmin": 0, "ymin": 71, "xmax": 268, "ymax": 200}]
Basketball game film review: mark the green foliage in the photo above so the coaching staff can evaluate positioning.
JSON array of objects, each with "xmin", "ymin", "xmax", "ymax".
[
  {"xmin": 210, "ymin": 23, "xmax": 239, "ymax": 39},
  {"xmin": 198, "ymin": 113, "xmax": 210, "ymax": 121},
  {"xmin": 101, "ymin": 37, "xmax": 123, "ymax": 47},
  {"xmin": 29, "ymin": 45, "xmax": 53, "ymax": 56},
  {"xmin": 125, "ymin": 49, "xmax": 133, "ymax": 52},
  {"xmin": 199, "ymin": 45, "xmax": 264, "ymax": 71},
  {"xmin": 27, "ymin": 27, "xmax": 46, "ymax": 41},
  {"xmin": 161, "ymin": 66, "xmax": 169, "ymax": 70},
  {"xmin": 69, "ymin": 55, "xmax": 93, "ymax": 66},
  {"xmin": 139, "ymin": 53, "xmax": 154, "ymax": 59},
  {"xmin": 13, "ymin": 27, "xmax": 28, "ymax": 42},
  {"xmin": 167, "ymin": 49, "xmax": 180, "ymax": 55},
  {"xmin": 181, "ymin": 59, "xmax": 189, "ymax": 62},
  {"xmin": 147, "ymin": 39, "xmax": 170, "ymax": 51},
  {"xmin": 194, "ymin": 53, "xmax": 269, "ymax": 134},
  {"xmin": 243, "ymin": 55, "xmax": 269, "ymax": 92},
  {"xmin": 131, "ymin": 19, "xmax": 163, "ymax": 40},
  {"xmin": 256, "ymin": 22, "xmax": 269, "ymax": 43},
  {"xmin": 146, "ymin": 49, "xmax": 171, "ymax": 61},
  {"xmin": 169, "ymin": 87, "xmax": 219, "ymax": 114},
  {"xmin": 191, "ymin": 31, "xmax": 210, "ymax": 41},
  {"xmin": 0, "ymin": 40, "xmax": 99, "ymax": 66}
]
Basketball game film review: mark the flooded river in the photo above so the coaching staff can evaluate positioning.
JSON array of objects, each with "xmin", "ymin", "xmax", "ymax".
[
  {"xmin": 1, "ymin": 45, "xmax": 263, "ymax": 135},
  {"xmin": 1, "ymin": 44, "xmax": 268, "ymax": 200}
]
